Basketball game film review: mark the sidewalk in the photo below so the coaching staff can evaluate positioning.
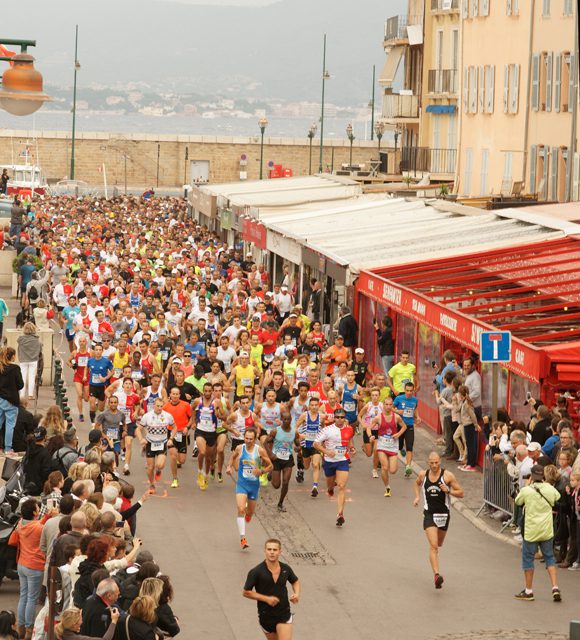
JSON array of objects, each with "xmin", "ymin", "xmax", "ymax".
[{"xmin": 412, "ymin": 424, "xmax": 519, "ymax": 547}]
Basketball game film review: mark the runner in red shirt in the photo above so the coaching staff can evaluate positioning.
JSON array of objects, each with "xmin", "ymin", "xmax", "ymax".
[{"xmin": 67, "ymin": 334, "xmax": 91, "ymax": 422}]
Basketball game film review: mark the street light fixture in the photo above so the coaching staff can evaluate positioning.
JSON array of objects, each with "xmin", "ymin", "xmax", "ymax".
[
  {"xmin": 369, "ymin": 64, "xmax": 375, "ymax": 141},
  {"xmin": 319, "ymin": 34, "xmax": 331, "ymax": 174},
  {"xmin": 70, "ymin": 25, "xmax": 80, "ymax": 180},
  {"xmin": 0, "ymin": 39, "xmax": 50, "ymax": 116},
  {"xmin": 258, "ymin": 117, "xmax": 268, "ymax": 180},
  {"xmin": 374, "ymin": 121, "xmax": 384, "ymax": 153},
  {"xmin": 346, "ymin": 123, "xmax": 354, "ymax": 168},
  {"xmin": 307, "ymin": 122, "xmax": 317, "ymax": 175}
]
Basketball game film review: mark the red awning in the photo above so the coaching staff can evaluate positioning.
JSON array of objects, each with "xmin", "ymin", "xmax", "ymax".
[{"xmin": 543, "ymin": 340, "xmax": 580, "ymax": 364}]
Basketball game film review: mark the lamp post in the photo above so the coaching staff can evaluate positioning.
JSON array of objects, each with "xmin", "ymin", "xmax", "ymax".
[
  {"xmin": 307, "ymin": 122, "xmax": 317, "ymax": 175},
  {"xmin": 374, "ymin": 121, "xmax": 384, "ymax": 172},
  {"xmin": 369, "ymin": 64, "xmax": 376, "ymax": 141},
  {"xmin": 258, "ymin": 117, "xmax": 268, "ymax": 180},
  {"xmin": 346, "ymin": 123, "xmax": 354, "ymax": 168},
  {"xmin": 70, "ymin": 25, "xmax": 80, "ymax": 180},
  {"xmin": 318, "ymin": 34, "xmax": 330, "ymax": 174},
  {"xmin": 393, "ymin": 125, "xmax": 402, "ymax": 173},
  {"xmin": 0, "ymin": 39, "xmax": 50, "ymax": 115}
]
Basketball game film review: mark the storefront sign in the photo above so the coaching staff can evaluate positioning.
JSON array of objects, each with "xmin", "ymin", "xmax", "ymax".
[
  {"xmin": 189, "ymin": 187, "xmax": 216, "ymax": 217},
  {"xmin": 302, "ymin": 246, "xmax": 348, "ymax": 285},
  {"xmin": 220, "ymin": 209, "xmax": 232, "ymax": 230},
  {"xmin": 357, "ymin": 271, "xmax": 546, "ymax": 382},
  {"xmin": 266, "ymin": 231, "xmax": 302, "ymax": 264},
  {"xmin": 242, "ymin": 218, "xmax": 267, "ymax": 250}
]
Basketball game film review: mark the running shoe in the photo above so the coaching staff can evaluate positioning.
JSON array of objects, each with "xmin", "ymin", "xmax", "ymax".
[
  {"xmin": 210, "ymin": 469, "xmax": 215, "ymax": 480},
  {"xmin": 120, "ymin": 453, "xmax": 126, "ymax": 462},
  {"xmin": 196, "ymin": 472, "xmax": 204, "ymax": 488},
  {"xmin": 405, "ymin": 465, "xmax": 412, "ymax": 477},
  {"xmin": 459, "ymin": 465, "xmax": 476, "ymax": 472},
  {"xmin": 384, "ymin": 487, "xmax": 392, "ymax": 497},
  {"xmin": 200, "ymin": 475, "xmax": 208, "ymax": 491},
  {"xmin": 149, "ymin": 484, "xmax": 156, "ymax": 494},
  {"xmin": 434, "ymin": 573, "xmax": 444, "ymax": 589},
  {"xmin": 568, "ymin": 562, "xmax": 580, "ymax": 571},
  {"xmin": 123, "ymin": 465, "xmax": 131, "ymax": 476},
  {"xmin": 552, "ymin": 587, "xmax": 562, "ymax": 602},
  {"xmin": 240, "ymin": 537, "xmax": 249, "ymax": 550},
  {"xmin": 311, "ymin": 486, "xmax": 319, "ymax": 498},
  {"xmin": 514, "ymin": 590, "xmax": 534, "ymax": 601},
  {"xmin": 79, "ymin": 414, "xmax": 84, "ymax": 422},
  {"xmin": 192, "ymin": 447, "xmax": 199, "ymax": 458},
  {"xmin": 154, "ymin": 469, "xmax": 161, "ymax": 482},
  {"xmin": 372, "ymin": 469, "xmax": 379, "ymax": 479},
  {"xmin": 336, "ymin": 513, "xmax": 345, "ymax": 527},
  {"xmin": 259, "ymin": 473, "xmax": 268, "ymax": 487},
  {"xmin": 171, "ymin": 478, "xmax": 179, "ymax": 488},
  {"xmin": 245, "ymin": 513, "xmax": 252, "ymax": 523},
  {"xmin": 296, "ymin": 469, "xmax": 304, "ymax": 483},
  {"xmin": 400, "ymin": 448, "xmax": 406, "ymax": 457},
  {"xmin": 277, "ymin": 503, "xmax": 287, "ymax": 512},
  {"xmin": 217, "ymin": 472, "xmax": 223, "ymax": 483},
  {"xmin": 327, "ymin": 487, "xmax": 334, "ymax": 497}
]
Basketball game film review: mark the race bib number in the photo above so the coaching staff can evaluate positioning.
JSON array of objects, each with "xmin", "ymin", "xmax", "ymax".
[
  {"xmin": 378, "ymin": 435, "xmax": 396, "ymax": 450},
  {"xmin": 273, "ymin": 444, "xmax": 291, "ymax": 460},
  {"xmin": 335, "ymin": 446, "xmax": 347, "ymax": 457},
  {"xmin": 150, "ymin": 441, "xmax": 165, "ymax": 452},
  {"xmin": 344, "ymin": 401, "xmax": 356, "ymax": 413},
  {"xmin": 174, "ymin": 431, "xmax": 183, "ymax": 443},
  {"xmin": 78, "ymin": 356, "xmax": 88, "ymax": 367},
  {"xmin": 241, "ymin": 377, "xmax": 252, "ymax": 386},
  {"xmin": 242, "ymin": 465, "xmax": 256, "ymax": 480},
  {"xmin": 199, "ymin": 416, "xmax": 213, "ymax": 432},
  {"xmin": 264, "ymin": 353, "xmax": 274, "ymax": 363},
  {"xmin": 106, "ymin": 428, "xmax": 118, "ymax": 441},
  {"xmin": 433, "ymin": 513, "xmax": 449, "ymax": 529},
  {"xmin": 91, "ymin": 373, "xmax": 102, "ymax": 384},
  {"xmin": 401, "ymin": 378, "xmax": 411, "ymax": 387},
  {"xmin": 113, "ymin": 368, "xmax": 122, "ymax": 378},
  {"xmin": 403, "ymin": 408, "xmax": 414, "ymax": 418},
  {"xmin": 131, "ymin": 371, "xmax": 143, "ymax": 380}
]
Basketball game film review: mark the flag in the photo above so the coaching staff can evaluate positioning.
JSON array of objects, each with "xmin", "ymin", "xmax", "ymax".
[{"xmin": 0, "ymin": 45, "xmax": 16, "ymax": 66}]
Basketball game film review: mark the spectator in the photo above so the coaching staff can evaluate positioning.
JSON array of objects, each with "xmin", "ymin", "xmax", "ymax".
[
  {"xmin": 513, "ymin": 465, "xmax": 562, "ymax": 602},
  {"xmin": 40, "ymin": 494, "xmax": 76, "ymax": 587},
  {"xmin": 0, "ymin": 346, "xmax": 24, "ymax": 455},
  {"xmin": 0, "ymin": 296, "xmax": 8, "ymax": 342},
  {"xmin": 374, "ymin": 316, "xmax": 394, "ymax": 377},
  {"xmin": 22, "ymin": 427, "xmax": 52, "ymax": 496},
  {"xmin": 52, "ymin": 428, "xmax": 80, "ymax": 476},
  {"xmin": 40, "ymin": 405, "xmax": 67, "ymax": 439},
  {"xmin": 10, "ymin": 196, "xmax": 24, "ymax": 243},
  {"xmin": 530, "ymin": 405, "xmax": 552, "ymax": 446},
  {"xmin": 55, "ymin": 605, "xmax": 119, "ymax": 640},
  {"xmin": 119, "ymin": 562, "xmax": 160, "ymax": 612},
  {"xmin": 52, "ymin": 511, "xmax": 87, "ymax": 568},
  {"xmin": 32, "ymin": 299, "xmax": 51, "ymax": 330},
  {"xmin": 157, "ymin": 575, "xmax": 180, "ymax": 637},
  {"xmin": 12, "ymin": 400, "xmax": 36, "ymax": 453},
  {"xmin": 116, "ymin": 596, "xmax": 158, "ymax": 640},
  {"xmin": 337, "ymin": 305, "xmax": 357, "ymax": 349},
  {"xmin": 17, "ymin": 323, "xmax": 41, "ymax": 401},
  {"xmin": 457, "ymin": 384, "xmax": 480, "ymax": 472},
  {"xmin": 79, "ymin": 578, "xmax": 120, "ymax": 638},
  {"xmin": 73, "ymin": 537, "xmax": 114, "ymax": 607},
  {"xmin": 462, "ymin": 357, "xmax": 482, "ymax": 422},
  {"xmin": 0, "ymin": 610, "xmax": 17, "ymax": 639},
  {"xmin": 8, "ymin": 498, "xmax": 54, "ymax": 639}
]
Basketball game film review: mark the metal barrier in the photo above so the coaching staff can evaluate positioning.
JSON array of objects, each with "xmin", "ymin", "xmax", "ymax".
[
  {"xmin": 52, "ymin": 356, "xmax": 71, "ymax": 423},
  {"xmin": 476, "ymin": 449, "xmax": 516, "ymax": 527}
]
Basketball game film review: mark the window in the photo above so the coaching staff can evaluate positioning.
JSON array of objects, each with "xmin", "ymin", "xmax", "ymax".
[
  {"xmin": 567, "ymin": 54, "xmax": 576, "ymax": 113},
  {"xmin": 539, "ymin": 52, "xmax": 548, "ymax": 111},
  {"xmin": 471, "ymin": 0, "xmax": 479, "ymax": 17},
  {"xmin": 503, "ymin": 64, "xmax": 520, "ymax": 113},
  {"xmin": 551, "ymin": 147, "xmax": 559, "ymax": 200},
  {"xmin": 479, "ymin": 65, "xmax": 485, "ymax": 112},
  {"xmin": 464, "ymin": 148, "xmax": 473, "ymax": 194},
  {"xmin": 463, "ymin": 66, "xmax": 470, "ymax": 112},
  {"xmin": 531, "ymin": 53, "xmax": 540, "ymax": 111},
  {"xmin": 564, "ymin": 0, "xmax": 573, "ymax": 16},
  {"xmin": 539, "ymin": 146, "xmax": 548, "ymax": 200},
  {"xmin": 452, "ymin": 30, "xmax": 459, "ymax": 72},
  {"xmin": 562, "ymin": 52, "xmax": 571, "ymax": 111},
  {"xmin": 448, "ymin": 112, "xmax": 457, "ymax": 150},
  {"xmin": 469, "ymin": 66, "xmax": 478, "ymax": 113},
  {"xmin": 529, "ymin": 145, "xmax": 537, "ymax": 193},
  {"xmin": 507, "ymin": 0, "xmax": 519, "ymax": 14},
  {"xmin": 557, "ymin": 147, "xmax": 567, "ymax": 202},
  {"xmin": 554, "ymin": 52, "xmax": 562, "ymax": 111},
  {"xmin": 503, "ymin": 151, "xmax": 513, "ymax": 180},
  {"xmin": 436, "ymin": 30, "xmax": 443, "ymax": 71},
  {"xmin": 485, "ymin": 65, "xmax": 495, "ymax": 113},
  {"xmin": 545, "ymin": 52, "xmax": 553, "ymax": 112},
  {"xmin": 542, "ymin": 0, "xmax": 550, "ymax": 16},
  {"xmin": 480, "ymin": 0, "xmax": 490, "ymax": 15},
  {"xmin": 480, "ymin": 149, "xmax": 489, "ymax": 195}
]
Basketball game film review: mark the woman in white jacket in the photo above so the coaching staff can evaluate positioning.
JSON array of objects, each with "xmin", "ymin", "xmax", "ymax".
[{"xmin": 17, "ymin": 322, "xmax": 41, "ymax": 400}]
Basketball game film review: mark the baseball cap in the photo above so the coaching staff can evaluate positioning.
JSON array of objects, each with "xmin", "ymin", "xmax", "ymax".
[
  {"xmin": 530, "ymin": 464, "xmax": 544, "ymax": 481},
  {"xmin": 239, "ymin": 351, "xmax": 249, "ymax": 358},
  {"xmin": 527, "ymin": 442, "xmax": 541, "ymax": 452},
  {"xmin": 289, "ymin": 313, "xmax": 298, "ymax": 318},
  {"xmin": 88, "ymin": 429, "xmax": 102, "ymax": 443},
  {"xmin": 172, "ymin": 357, "xmax": 183, "ymax": 365},
  {"xmin": 336, "ymin": 335, "xmax": 344, "ymax": 340},
  {"xmin": 34, "ymin": 427, "xmax": 47, "ymax": 441},
  {"xmin": 281, "ymin": 285, "xmax": 288, "ymax": 291},
  {"xmin": 355, "ymin": 348, "xmax": 365, "ymax": 354}
]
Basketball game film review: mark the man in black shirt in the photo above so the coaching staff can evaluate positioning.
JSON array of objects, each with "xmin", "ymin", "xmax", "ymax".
[
  {"xmin": 297, "ymin": 332, "xmax": 321, "ymax": 365},
  {"xmin": 264, "ymin": 371, "xmax": 291, "ymax": 403},
  {"xmin": 167, "ymin": 366, "xmax": 199, "ymax": 402},
  {"xmin": 352, "ymin": 348, "xmax": 371, "ymax": 387},
  {"xmin": 243, "ymin": 538, "xmax": 300, "ymax": 638},
  {"xmin": 280, "ymin": 314, "xmax": 302, "ymax": 347}
]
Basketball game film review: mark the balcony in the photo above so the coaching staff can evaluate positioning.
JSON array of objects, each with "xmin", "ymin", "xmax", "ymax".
[
  {"xmin": 427, "ymin": 69, "xmax": 458, "ymax": 94},
  {"xmin": 384, "ymin": 14, "xmax": 423, "ymax": 44},
  {"xmin": 382, "ymin": 93, "xmax": 419, "ymax": 119},
  {"xmin": 430, "ymin": 0, "xmax": 459, "ymax": 12},
  {"xmin": 401, "ymin": 147, "xmax": 457, "ymax": 175}
]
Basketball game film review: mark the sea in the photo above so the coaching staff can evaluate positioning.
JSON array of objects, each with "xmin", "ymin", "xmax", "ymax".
[{"xmin": 0, "ymin": 110, "xmax": 394, "ymax": 142}]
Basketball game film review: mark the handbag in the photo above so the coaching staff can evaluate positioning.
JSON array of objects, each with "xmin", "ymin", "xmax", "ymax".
[{"xmin": 125, "ymin": 614, "xmax": 132, "ymax": 640}]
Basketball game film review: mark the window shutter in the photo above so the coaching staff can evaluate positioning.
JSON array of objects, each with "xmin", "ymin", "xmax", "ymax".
[
  {"xmin": 463, "ymin": 66, "xmax": 470, "ymax": 112},
  {"xmin": 473, "ymin": 0, "xmax": 479, "ymax": 16},
  {"xmin": 506, "ymin": 0, "xmax": 512, "ymax": 15},
  {"xmin": 481, "ymin": 0, "xmax": 489, "ymax": 15},
  {"xmin": 551, "ymin": 147, "xmax": 558, "ymax": 201},
  {"xmin": 462, "ymin": 0, "xmax": 469, "ymax": 18},
  {"xmin": 569, "ymin": 53, "xmax": 576, "ymax": 113},
  {"xmin": 503, "ymin": 64, "xmax": 509, "ymax": 112},
  {"xmin": 464, "ymin": 148, "xmax": 473, "ymax": 194},
  {"xmin": 573, "ymin": 152, "xmax": 580, "ymax": 201},
  {"xmin": 554, "ymin": 52, "xmax": 561, "ymax": 112},
  {"xmin": 545, "ymin": 52, "xmax": 553, "ymax": 111},
  {"xmin": 486, "ymin": 65, "xmax": 495, "ymax": 112},
  {"xmin": 529, "ymin": 145, "xmax": 537, "ymax": 193},
  {"xmin": 511, "ymin": 64, "xmax": 520, "ymax": 113},
  {"xmin": 470, "ymin": 66, "xmax": 477, "ymax": 113},
  {"xmin": 542, "ymin": 147, "xmax": 549, "ymax": 199},
  {"xmin": 479, "ymin": 65, "xmax": 485, "ymax": 112},
  {"xmin": 531, "ymin": 53, "xmax": 540, "ymax": 111}
]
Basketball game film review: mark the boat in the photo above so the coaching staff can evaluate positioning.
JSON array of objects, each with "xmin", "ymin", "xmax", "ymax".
[{"xmin": 0, "ymin": 163, "xmax": 48, "ymax": 197}]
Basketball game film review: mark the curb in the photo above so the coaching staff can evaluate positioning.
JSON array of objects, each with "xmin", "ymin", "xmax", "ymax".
[{"xmin": 406, "ymin": 457, "xmax": 520, "ymax": 548}]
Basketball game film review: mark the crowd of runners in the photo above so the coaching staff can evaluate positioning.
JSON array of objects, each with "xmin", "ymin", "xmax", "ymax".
[{"xmin": 4, "ymin": 193, "xmax": 579, "ymax": 639}]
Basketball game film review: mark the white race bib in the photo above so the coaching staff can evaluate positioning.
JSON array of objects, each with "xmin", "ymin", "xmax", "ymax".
[
  {"xmin": 242, "ymin": 465, "xmax": 256, "ymax": 480},
  {"xmin": 78, "ymin": 356, "xmax": 88, "ymax": 367},
  {"xmin": 174, "ymin": 431, "xmax": 183, "ymax": 443},
  {"xmin": 273, "ymin": 444, "xmax": 291, "ymax": 460},
  {"xmin": 403, "ymin": 408, "xmax": 414, "ymax": 418},
  {"xmin": 344, "ymin": 401, "xmax": 356, "ymax": 413},
  {"xmin": 91, "ymin": 373, "xmax": 102, "ymax": 384},
  {"xmin": 241, "ymin": 377, "xmax": 252, "ymax": 386},
  {"xmin": 433, "ymin": 513, "xmax": 449, "ymax": 529},
  {"xmin": 150, "ymin": 441, "xmax": 164, "ymax": 452},
  {"xmin": 378, "ymin": 435, "xmax": 396, "ymax": 450}
]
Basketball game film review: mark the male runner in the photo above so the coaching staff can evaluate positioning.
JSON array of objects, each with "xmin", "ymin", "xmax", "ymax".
[
  {"xmin": 314, "ymin": 408, "xmax": 356, "ymax": 527},
  {"xmin": 369, "ymin": 397, "xmax": 407, "ymax": 497},
  {"xmin": 136, "ymin": 398, "xmax": 176, "ymax": 493},
  {"xmin": 67, "ymin": 334, "xmax": 91, "ymax": 422},
  {"xmin": 393, "ymin": 382, "xmax": 421, "ymax": 477},
  {"xmin": 413, "ymin": 452, "xmax": 464, "ymax": 588},
  {"xmin": 163, "ymin": 387, "xmax": 194, "ymax": 488},
  {"xmin": 265, "ymin": 413, "xmax": 300, "ymax": 512},
  {"xmin": 192, "ymin": 382, "xmax": 226, "ymax": 490},
  {"xmin": 113, "ymin": 377, "xmax": 142, "ymax": 475},
  {"xmin": 227, "ymin": 396, "xmax": 262, "ymax": 451},
  {"xmin": 211, "ymin": 382, "xmax": 231, "ymax": 482},
  {"xmin": 341, "ymin": 370, "xmax": 361, "ymax": 431},
  {"xmin": 87, "ymin": 343, "xmax": 114, "ymax": 424},
  {"xmin": 257, "ymin": 388, "xmax": 282, "ymax": 486},
  {"xmin": 358, "ymin": 387, "xmax": 382, "ymax": 478},
  {"xmin": 95, "ymin": 395, "xmax": 126, "ymax": 460},
  {"xmin": 294, "ymin": 397, "xmax": 326, "ymax": 497},
  {"xmin": 227, "ymin": 428, "xmax": 272, "ymax": 549},
  {"xmin": 288, "ymin": 382, "xmax": 309, "ymax": 483},
  {"xmin": 243, "ymin": 538, "xmax": 300, "ymax": 640}
]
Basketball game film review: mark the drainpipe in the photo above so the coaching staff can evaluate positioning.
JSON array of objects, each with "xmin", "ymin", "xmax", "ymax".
[
  {"xmin": 453, "ymin": 8, "xmax": 464, "ymax": 194},
  {"xmin": 522, "ymin": 0, "xmax": 535, "ymax": 187},
  {"xmin": 567, "ymin": 4, "xmax": 579, "ymax": 201}
]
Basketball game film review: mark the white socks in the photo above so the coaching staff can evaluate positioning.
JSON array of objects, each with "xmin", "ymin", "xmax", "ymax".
[{"xmin": 237, "ymin": 517, "xmax": 246, "ymax": 537}]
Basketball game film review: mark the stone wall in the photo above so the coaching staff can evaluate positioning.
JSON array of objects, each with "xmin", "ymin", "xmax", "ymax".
[{"xmin": 0, "ymin": 130, "xmax": 386, "ymax": 188}]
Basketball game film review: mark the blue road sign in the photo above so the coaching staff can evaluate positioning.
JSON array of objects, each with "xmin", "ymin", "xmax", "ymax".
[{"xmin": 480, "ymin": 330, "xmax": 511, "ymax": 363}]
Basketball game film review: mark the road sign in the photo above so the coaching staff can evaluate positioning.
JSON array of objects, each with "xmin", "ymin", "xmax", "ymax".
[{"xmin": 480, "ymin": 330, "xmax": 511, "ymax": 363}]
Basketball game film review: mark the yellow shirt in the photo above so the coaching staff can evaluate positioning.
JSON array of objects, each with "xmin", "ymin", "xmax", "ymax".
[
  {"xmin": 388, "ymin": 362, "xmax": 416, "ymax": 394},
  {"xmin": 112, "ymin": 352, "xmax": 129, "ymax": 378},
  {"xmin": 235, "ymin": 364, "xmax": 256, "ymax": 396},
  {"xmin": 250, "ymin": 344, "xmax": 264, "ymax": 373}
]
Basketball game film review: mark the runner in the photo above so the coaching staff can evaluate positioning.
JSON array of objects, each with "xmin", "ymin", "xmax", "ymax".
[
  {"xmin": 393, "ymin": 382, "xmax": 422, "ymax": 477},
  {"xmin": 163, "ymin": 387, "xmax": 194, "ymax": 488},
  {"xmin": 243, "ymin": 538, "xmax": 300, "ymax": 640},
  {"xmin": 86, "ymin": 343, "xmax": 114, "ymax": 425},
  {"xmin": 368, "ymin": 397, "xmax": 407, "ymax": 496},
  {"xmin": 227, "ymin": 395, "xmax": 262, "ymax": 452},
  {"xmin": 413, "ymin": 452, "xmax": 464, "ymax": 588},
  {"xmin": 211, "ymin": 382, "xmax": 232, "ymax": 482},
  {"xmin": 256, "ymin": 388, "xmax": 282, "ymax": 486},
  {"xmin": 67, "ymin": 334, "xmax": 91, "ymax": 422},
  {"xmin": 288, "ymin": 382, "xmax": 309, "ymax": 483},
  {"xmin": 142, "ymin": 373, "xmax": 168, "ymax": 414},
  {"xmin": 294, "ymin": 396, "xmax": 326, "ymax": 497},
  {"xmin": 229, "ymin": 351, "xmax": 261, "ymax": 402},
  {"xmin": 314, "ymin": 408, "xmax": 356, "ymax": 527},
  {"xmin": 226, "ymin": 428, "xmax": 272, "ymax": 549},
  {"xmin": 192, "ymin": 382, "xmax": 224, "ymax": 490},
  {"xmin": 341, "ymin": 370, "xmax": 361, "ymax": 433},
  {"xmin": 358, "ymin": 387, "xmax": 382, "ymax": 478},
  {"xmin": 113, "ymin": 377, "xmax": 142, "ymax": 475},
  {"xmin": 265, "ymin": 413, "xmax": 300, "ymax": 512},
  {"xmin": 61, "ymin": 294, "xmax": 80, "ymax": 353},
  {"xmin": 95, "ymin": 395, "xmax": 126, "ymax": 461},
  {"xmin": 136, "ymin": 398, "xmax": 176, "ymax": 493}
]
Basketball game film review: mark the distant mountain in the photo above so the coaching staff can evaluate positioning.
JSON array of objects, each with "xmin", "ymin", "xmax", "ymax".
[{"xmin": 7, "ymin": 0, "xmax": 406, "ymax": 105}]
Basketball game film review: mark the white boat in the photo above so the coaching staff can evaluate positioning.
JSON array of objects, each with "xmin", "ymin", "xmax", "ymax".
[{"xmin": 0, "ymin": 163, "xmax": 48, "ymax": 196}]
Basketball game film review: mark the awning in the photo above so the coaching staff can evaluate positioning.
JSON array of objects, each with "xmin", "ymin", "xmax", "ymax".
[
  {"xmin": 379, "ymin": 46, "xmax": 404, "ymax": 86},
  {"xmin": 555, "ymin": 364, "xmax": 580, "ymax": 382},
  {"xmin": 426, "ymin": 104, "xmax": 457, "ymax": 114}
]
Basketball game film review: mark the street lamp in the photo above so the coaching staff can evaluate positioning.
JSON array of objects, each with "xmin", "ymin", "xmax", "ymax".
[
  {"xmin": 393, "ymin": 124, "xmax": 402, "ymax": 173},
  {"xmin": 307, "ymin": 122, "xmax": 317, "ymax": 175},
  {"xmin": 0, "ymin": 39, "xmax": 50, "ymax": 116},
  {"xmin": 369, "ymin": 64, "xmax": 376, "ymax": 141},
  {"xmin": 319, "ymin": 34, "xmax": 331, "ymax": 174},
  {"xmin": 346, "ymin": 123, "xmax": 354, "ymax": 168},
  {"xmin": 70, "ymin": 25, "xmax": 80, "ymax": 180},
  {"xmin": 374, "ymin": 121, "xmax": 384, "ymax": 154},
  {"xmin": 258, "ymin": 117, "xmax": 268, "ymax": 180}
]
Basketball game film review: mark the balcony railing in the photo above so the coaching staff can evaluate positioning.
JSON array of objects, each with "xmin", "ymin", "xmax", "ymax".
[
  {"xmin": 382, "ymin": 93, "xmax": 419, "ymax": 119},
  {"xmin": 384, "ymin": 14, "xmax": 423, "ymax": 42},
  {"xmin": 427, "ymin": 69, "xmax": 458, "ymax": 94},
  {"xmin": 431, "ymin": 0, "xmax": 459, "ymax": 11},
  {"xmin": 401, "ymin": 147, "xmax": 457, "ymax": 174}
]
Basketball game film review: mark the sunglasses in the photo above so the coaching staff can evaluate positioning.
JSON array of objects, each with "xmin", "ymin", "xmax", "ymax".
[{"xmin": 183, "ymin": 354, "xmax": 192, "ymax": 358}]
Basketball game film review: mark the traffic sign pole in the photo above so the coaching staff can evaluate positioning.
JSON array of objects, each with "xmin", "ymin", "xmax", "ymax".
[{"xmin": 492, "ymin": 363, "xmax": 498, "ymax": 423}]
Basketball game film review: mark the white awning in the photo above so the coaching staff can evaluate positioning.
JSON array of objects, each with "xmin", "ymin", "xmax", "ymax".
[{"xmin": 378, "ymin": 46, "xmax": 404, "ymax": 86}]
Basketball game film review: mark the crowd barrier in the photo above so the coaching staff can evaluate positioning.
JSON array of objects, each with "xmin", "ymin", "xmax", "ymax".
[
  {"xmin": 52, "ymin": 356, "xmax": 71, "ymax": 423},
  {"xmin": 476, "ymin": 449, "xmax": 515, "ymax": 528}
]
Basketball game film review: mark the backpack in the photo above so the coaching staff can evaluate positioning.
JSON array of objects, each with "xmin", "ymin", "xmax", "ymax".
[
  {"xmin": 51, "ymin": 448, "xmax": 77, "ymax": 475},
  {"xmin": 28, "ymin": 285, "xmax": 39, "ymax": 302}
]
